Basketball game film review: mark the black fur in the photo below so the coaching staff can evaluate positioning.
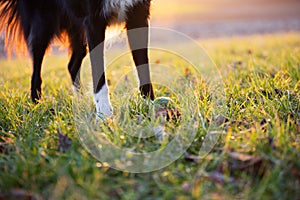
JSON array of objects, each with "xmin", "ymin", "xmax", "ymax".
[{"xmin": 0, "ymin": 0, "xmax": 155, "ymax": 103}]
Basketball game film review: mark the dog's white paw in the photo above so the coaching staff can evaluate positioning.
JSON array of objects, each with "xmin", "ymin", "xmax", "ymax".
[
  {"xmin": 72, "ymin": 85, "xmax": 81, "ymax": 96},
  {"xmin": 94, "ymin": 84, "xmax": 113, "ymax": 119}
]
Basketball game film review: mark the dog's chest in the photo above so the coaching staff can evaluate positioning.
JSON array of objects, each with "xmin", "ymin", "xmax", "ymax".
[{"xmin": 103, "ymin": 0, "xmax": 143, "ymax": 22}]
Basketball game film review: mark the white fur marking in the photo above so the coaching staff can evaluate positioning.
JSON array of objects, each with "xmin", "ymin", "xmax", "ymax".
[
  {"xmin": 72, "ymin": 85, "xmax": 79, "ymax": 93},
  {"xmin": 94, "ymin": 83, "xmax": 113, "ymax": 118},
  {"xmin": 103, "ymin": 0, "xmax": 143, "ymax": 22}
]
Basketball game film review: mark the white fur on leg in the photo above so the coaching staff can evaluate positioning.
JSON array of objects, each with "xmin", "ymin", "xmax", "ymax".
[
  {"xmin": 94, "ymin": 83, "xmax": 113, "ymax": 118},
  {"xmin": 72, "ymin": 85, "xmax": 80, "ymax": 94}
]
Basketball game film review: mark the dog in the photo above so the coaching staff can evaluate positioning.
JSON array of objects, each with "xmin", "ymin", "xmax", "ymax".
[{"xmin": 0, "ymin": 0, "xmax": 155, "ymax": 117}]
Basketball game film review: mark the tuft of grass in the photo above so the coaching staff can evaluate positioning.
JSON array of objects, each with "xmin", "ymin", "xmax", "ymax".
[{"xmin": 0, "ymin": 33, "xmax": 299, "ymax": 199}]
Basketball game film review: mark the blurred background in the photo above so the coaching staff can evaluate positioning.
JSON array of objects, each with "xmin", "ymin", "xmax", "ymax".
[
  {"xmin": 150, "ymin": 0, "xmax": 300, "ymax": 38},
  {"xmin": 1, "ymin": 0, "xmax": 300, "ymax": 57}
]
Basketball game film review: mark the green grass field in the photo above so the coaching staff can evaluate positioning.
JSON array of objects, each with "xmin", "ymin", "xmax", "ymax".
[{"xmin": 0, "ymin": 33, "xmax": 299, "ymax": 199}]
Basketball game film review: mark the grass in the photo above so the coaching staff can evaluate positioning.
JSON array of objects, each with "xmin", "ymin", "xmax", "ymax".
[{"xmin": 0, "ymin": 32, "xmax": 299, "ymax": 199}]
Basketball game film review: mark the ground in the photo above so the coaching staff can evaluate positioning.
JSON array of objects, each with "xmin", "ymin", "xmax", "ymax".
[{"xmin": 0, "ymin": 32, "xmax": 299, "ymax": 199}]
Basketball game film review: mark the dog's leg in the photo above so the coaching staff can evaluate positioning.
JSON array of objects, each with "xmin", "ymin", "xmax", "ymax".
[
  {"xmin": 85, "ymin": 15, "xmax": 113, "ymax": 117},
  {"xmin": 26, "ymin": 28, "xmax": 54, "ymax": 103},
  {"xmin": 67, "ymin": 27, "xmax": 87, "ymax": 92},
  {"xmin": 126, "ymin": 3, "xmax": 155, "ymax": 100}
]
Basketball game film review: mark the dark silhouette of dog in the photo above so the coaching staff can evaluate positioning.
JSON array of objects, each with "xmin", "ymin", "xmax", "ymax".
[{"xmin": 0, "ymin": 0, "xmax": 155, "ymax": 117}]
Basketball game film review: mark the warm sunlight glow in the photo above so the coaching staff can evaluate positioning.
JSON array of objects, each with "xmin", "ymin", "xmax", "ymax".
[{"xmin": 151, "ymin": 0, "xmax": 300, "ymax": 24}]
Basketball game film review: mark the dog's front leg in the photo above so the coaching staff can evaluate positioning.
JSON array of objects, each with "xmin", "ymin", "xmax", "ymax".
[
  {"xmin": 126, "ymin": 2, "xmax": 155, "ymax": 101},
  {"xmin": 85, "ymin": 15, "xmax": 113, "ymax": 118}
]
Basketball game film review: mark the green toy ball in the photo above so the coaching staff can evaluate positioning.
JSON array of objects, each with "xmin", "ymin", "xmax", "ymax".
[
  {"xmin": 153, "ymin": 97, "xmax": 174, "ymax": 108},
  {"xmin": 153, "ymin": 97, "xmax": 181, "ymax": 121}
]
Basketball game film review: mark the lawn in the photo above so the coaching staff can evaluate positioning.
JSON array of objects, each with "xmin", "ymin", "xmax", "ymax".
[{"xmin": 0, "ymin": 33, "xmax": 299, "ymax": 199}]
